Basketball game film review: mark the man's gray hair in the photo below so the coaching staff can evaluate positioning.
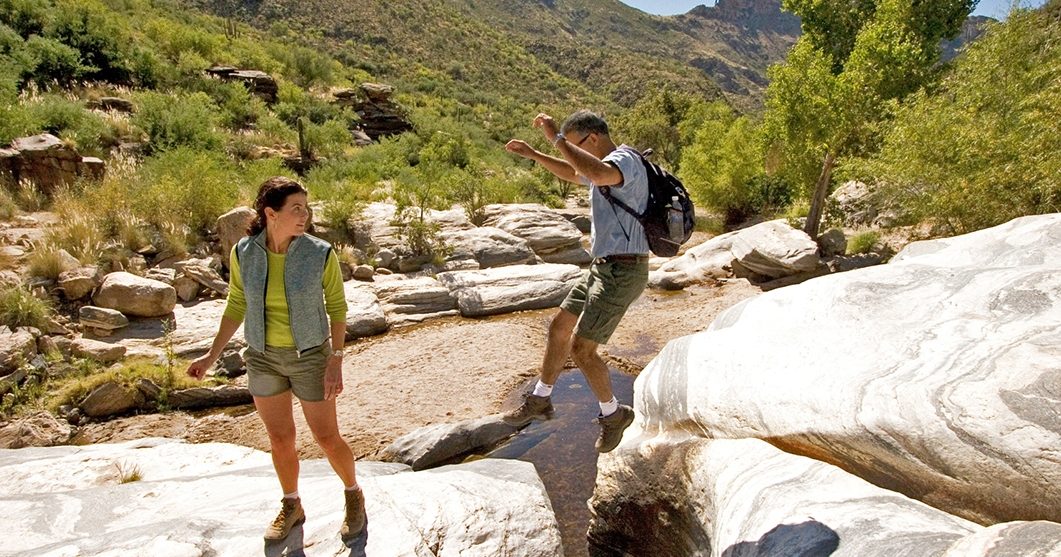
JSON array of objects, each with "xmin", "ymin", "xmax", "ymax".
[{"xmin": 561, "ymin": 109, "xmax": 610, "ymax": 136}]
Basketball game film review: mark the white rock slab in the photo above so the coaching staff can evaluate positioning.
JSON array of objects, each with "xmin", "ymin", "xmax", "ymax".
[
  {"xmin": 590, "ymin": 437, "xmax": 1061, "ymax": 556},
  {"xmin": 0, "ymin": 438, "xmax": 564, "ymax": 557},
  {"xmin": 436, "ymin": 263, "xmax": 582, "ymax": 317},
  {"xmin": 482, "ymin": 203, "xmax": 587, "ymax": 262},
  {"xmin": 633, "ymin": 214, "xmax": 1061, "ymax": 524},
  {"xmin": 372, "ymin": 276, "xmax": 459, "ymax": 326},
  {"xmin": 343, "ymin": 281, "xmax": 389, "ymax": 339},
  {"xmin": 439, "ymin": 226, "xmax": 537, "ymax": 269}
]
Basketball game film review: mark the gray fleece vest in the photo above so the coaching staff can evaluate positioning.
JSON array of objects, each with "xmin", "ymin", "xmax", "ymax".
[{"xmin": 235, "ymin": 231, "xmax": 332, "ymax": 355}]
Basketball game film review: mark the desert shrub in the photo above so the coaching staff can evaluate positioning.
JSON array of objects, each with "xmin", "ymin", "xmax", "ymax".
[
  {"xmin": 137, "ymin": 148, "xmax": 240, "ymax": 233},
  {"xmin": 132, "ymin": 91, "xmax": 222, "ymax": 153},
  {"xmin": 0, "ymin": 285, "xmax": 53, "ymax": 329},
  {"xmin": 847, "ymin": 231, "xmax": 880, "ymax": 255}
]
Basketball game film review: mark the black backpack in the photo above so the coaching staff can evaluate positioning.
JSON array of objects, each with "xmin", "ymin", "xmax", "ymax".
[{"xmin": 598, "ymin": 150, "xmax": 695, "ymax": 257}]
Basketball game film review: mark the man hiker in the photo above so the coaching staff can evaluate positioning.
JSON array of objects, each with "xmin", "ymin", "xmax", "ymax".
[{"xmin": 502, "ymin": 110, "xmax": 649, "ymax": 453}]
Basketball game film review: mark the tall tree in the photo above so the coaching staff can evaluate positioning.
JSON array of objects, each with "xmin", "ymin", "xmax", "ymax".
[{"xmin": 765, "ymin": 0, "xmax": 976, "ymax": 238}]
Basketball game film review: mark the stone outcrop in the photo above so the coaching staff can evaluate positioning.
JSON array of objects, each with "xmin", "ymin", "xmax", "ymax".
[
  {"xmin": 381, "ymin": 414, "xmax": 520, "ymax": 471},
  {"xmin": 85, "ymin": 96, "xmax": 134, "ymax": 113},
  {"xmin": 205, "ymin": 66, "xmax": 278, "ymax": 103},
  {"xmin": 69, "ymin": 338, "xmax": 126, "ymax": 364},
  {"xmin": 79, "ymin": 381, "xmax": 142, "ymax": 418},
  {"xmin": 93, "ymin": 272, "xmax": 176, "ymax": 317},
  {"xmin": 57, "ymin": 265, "xmax": 101, "ymax": 300},
  {"xmin": 0, "ymin": 439, "xmax": 564, "ymax": 556},
  {"xmin": 343, "ymin": 281, "xmax": 389, "ymax": 339},
  {"xmin": 604, "ymin": 214, "xmax": 1061, "ymax": 531},
  {"xmin": 373, "ymin": 276, "xmax": 459, "ymax": 326},
  {"xmin": 483, "ymin": 204, "xmax": 591, "ymax": 265},
  {"xmin": 590, "ymin": 437, "xmax": 1061, "ymax": 556},
  {"xmin": 79, "ymin": 306, "xmax": 129, "ymax": 333},
  {"xmin": 215, "ymin": 207, "xmax": 255, "ymax": 265},
  {"xmin": 439, "ymin": 226, "xmax": 537, "ymax": 269},
  {"xmin": 436, "ymin": 263, "xmax": 582, "ymax": 317},
  {"xmin": 0, "ymin": 134, "xmax": 104, "ymax": 195},
  {"xmin": 0, "ymin": 327, "xmax": 37, "ymax": 375},
  {"xmin": 649, "ymin": 219, "xmax": 822, "ymax": 289},
  {"xmin": 334, "ymin": 83, "xmax": 413, "ymax": 140},
  {"xmin": 0, "ymin": 412, "xmax": 71, "ymax": 449}
]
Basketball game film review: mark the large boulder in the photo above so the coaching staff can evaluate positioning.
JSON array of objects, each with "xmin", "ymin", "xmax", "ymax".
[
  {"xmin": 0, "ymin": 438, "xmax": 563, "ymax": 556},
  {"xmin": 79, "ymin": 305, "xmax": 129, "ymax": 333},
  {"xmin": 483, "ymin": 204, "xmax": 590, "ymax": 264},
  {"xmin": 622, "ymin": 214, "xmax": 1061, "ymax": 525},
  {"xmin": 373, "ymin": 276, "xmax": 458, "ymax": 326},
  {"xmin": 93, "ymin": 272, "xmax": 176, "ymax": 317},
  {"xmin": 439, "ymin": 226, "xmax": 537, "ymax": 269},
  {"xmin": 381, "ymin": 414, "xmax": 520, "ymax": 471},
  {"xmin": 343, "ymin": 281, "xmax": 389, "ymax": 339},
  {"xmin": 649, "ymin": 220, "xmax": 823, "ymax": 288},
  {"xmin": 0, "ymin": 412, "xmax": 71, "ymax": 449},
  {"xmin": 215, "ymin": 207, "xmax": 255, "ymax": 265},
  {"xmin": 0, "ymin": 327, "xmax": 37, "ymax": 375},
  {"xmin": 57, "ymin": 265, "xmax": 101, "ymax": 300},
  {"xmin": 2, "ymin": 134, "xmax": 103, "ymax": 194},
  {"xmin": 436, "ymin": 263, "xmax": 582, "ymax": 317},
  {"xmin": 79, "ymin": 381, "xmax": 142, "ymax": 418},
  {"xmin": 590, "ymin": 437, "xmax": 1061, "ymax": 556},
  {"xmin": 69, "ymin": 338, "xmax": 126, "ymax": 364}
]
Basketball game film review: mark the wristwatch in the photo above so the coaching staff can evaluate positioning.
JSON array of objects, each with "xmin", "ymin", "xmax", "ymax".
[
  {"xmin": 552, "ymin": 133, "xmax": 566, "ymax": 146},
  {"xmin": 330, "ymin": 349, "xmax": 343, "ymax": 359}
]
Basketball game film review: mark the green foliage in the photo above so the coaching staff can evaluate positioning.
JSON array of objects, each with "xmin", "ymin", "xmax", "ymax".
[
  {"xmin": 0, "ymin": 285, "xmax": 53, "ymax": 329},
  {"xmin": 847, "ymin": 9, "xmax": 1061, "ymax": 233},
  {"xmin": 391, "ymin": 163, "xmax": 453, "ymax": 256},
  {"xmin": 137, "ymin": 148, "xmax": 241, "ymax": 233},
  {"xmin": 133, "ymin": 91, "xmax": 223, "ymax": 153},
  {"xmin": 679, "ymin": 107, "xmax": 793, "ymax": 225},
  {"xmin": 765, "ymin": 0, "xmax": 976, "ymax": 235},
  {"xmin": 47, "ymin": 356, "xmax": 207, "ymax": 412},
  {"xmin": 303, "ymin": 118, "xmax": 352, "ymax": 159},
  {"xmin": 612, "ymin": 88, "xmax": 713, "ymax": 171},
  {"xmin": 847, "ymin": 230, "xmax": 880, "ymax": 254},
  {"xmin": 304, "ymin": 158, "xmax": 377, "ymax": 238},
  {"xmin": 0, "ymin": 185, "xmax": 17, "ymax": 219}
]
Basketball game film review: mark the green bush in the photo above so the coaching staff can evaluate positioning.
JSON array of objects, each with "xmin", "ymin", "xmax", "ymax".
[
  {"xmin": 133, "ymin": 91, "xmax": 223, "ymax": 153},
  {"xmin": 847, "ymin": 231, "xmax": 880, "ymax": 255},
  {"xmin": 847, "ymin": 9, "xmax": 1061, "ymax": 234},
  {"xmin": 680, "ymin": 113, "xmax": 772, "ymax": 225},
  {"xmin": 137, "ymin": 148, "xmax": 241, "ymax": 233},
  {"xmin": 22, "ymin": 36, "xmax": 89, "ymax": 88},
  {"xmin": 28, "ymin": 94, "xmax": 114, "ymax": 155},
  {"xmin": 303, "ymin": 119, "xmax": 353, "ymax": 159},
  {"xmin": 0, "ymin": 285, "xmax": 53, "ymax": 330}
]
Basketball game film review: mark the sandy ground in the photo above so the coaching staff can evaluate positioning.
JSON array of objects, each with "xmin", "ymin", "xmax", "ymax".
[{"xmin": 79, "ymin": 277, "xmax": 761, "ymax": 460}]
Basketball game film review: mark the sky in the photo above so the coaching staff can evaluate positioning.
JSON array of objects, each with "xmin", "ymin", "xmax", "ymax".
[{"xmin": 618, "ymin": 0, "xmax": 1049, "ymax": 19}]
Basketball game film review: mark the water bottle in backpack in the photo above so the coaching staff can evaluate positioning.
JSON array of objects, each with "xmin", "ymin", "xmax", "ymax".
[{"xmin": 667, "ymin": 196, "xmax": 683, "ymax": 243}]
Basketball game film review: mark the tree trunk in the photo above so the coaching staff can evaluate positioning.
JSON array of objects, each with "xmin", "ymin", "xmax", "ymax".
[{"xmin": 804, "ymin": 152, "xmax": 837, "ymax": 240}]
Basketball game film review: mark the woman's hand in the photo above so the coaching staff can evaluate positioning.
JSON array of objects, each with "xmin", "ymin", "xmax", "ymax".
[
  {"xmin": 186, "ymin": 354, "xmax": 217, "ymax": 381},
  {"xmin": 324, "ymin": 352, "xmax": 344, "ymax": 400}
]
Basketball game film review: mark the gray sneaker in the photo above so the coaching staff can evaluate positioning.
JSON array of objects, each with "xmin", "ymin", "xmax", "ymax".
[
  {"xmin": 595, "ymin": 404, "xmax": 634, "ymax": 453},
  {"xmin": 264, "ymin": 497, "xmax": 305, "ymax": 541},
  {"xmin": 339, "ymin": 487, "xmax": 366, "ymax": 542},
  {"xmin": 502, "ymin": 393, "xmax": 554, "ymax": 426}
]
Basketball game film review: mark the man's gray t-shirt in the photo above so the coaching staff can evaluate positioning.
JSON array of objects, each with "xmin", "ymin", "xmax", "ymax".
[{"xmin": 580, "ymin": 145, "xmax": 650, "ymax": 257}]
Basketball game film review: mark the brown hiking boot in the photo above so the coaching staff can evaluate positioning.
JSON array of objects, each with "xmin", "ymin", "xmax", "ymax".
[
  {"xmin": 501, "ymin": 393, "xmax": 554, "ymax": 426},
  {"xmin": 339, "ymin": 487, "xmax": 366, "ymax": 542},
  {"xmin": 264, "ymin": 497, "xmax": 305, "ymax": 541},
  {"xmin": 595, "ymin": 404, "xmax": 634, "ymax": 453}
]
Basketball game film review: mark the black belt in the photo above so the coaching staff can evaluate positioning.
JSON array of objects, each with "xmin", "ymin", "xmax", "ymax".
[{"xmin": 593, "ymin": 254, "xmax": 649, "ymax": 265}]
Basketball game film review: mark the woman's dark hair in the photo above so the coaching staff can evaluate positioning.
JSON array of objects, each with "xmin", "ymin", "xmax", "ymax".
[{"xmin": 247, "ymin": 176, "xmax": 308, "ymax": 236}]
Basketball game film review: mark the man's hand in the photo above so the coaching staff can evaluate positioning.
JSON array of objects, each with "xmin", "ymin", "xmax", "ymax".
[
  {"xmin": 505, "ymin": 139, "xmax": 536, "ymax": 159},
  {"xmin": 533, "ymin": 113, "xmax": 559, "ymax": 143}
]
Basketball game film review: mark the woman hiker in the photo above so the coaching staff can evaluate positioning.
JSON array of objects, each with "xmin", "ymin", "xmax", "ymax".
[{"xmin": 187, "ymin": 176, "xmax": 365, "ymax": 543}]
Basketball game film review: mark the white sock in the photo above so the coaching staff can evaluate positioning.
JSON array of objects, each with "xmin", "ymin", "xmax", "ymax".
[
  {"xmin": 345, "ymin": 485, "xmax": 361, "ymax": 492},
  {"xmin": 532, "ymin": 381, "xmax": 554, "ymax": 397},
  {"xmin": 283, "ymin": 491, "xmax": 299, "ymax": 500},
  {"xmin": 599, "ymin": 397, "xmax": 619, "ymax": 417}
]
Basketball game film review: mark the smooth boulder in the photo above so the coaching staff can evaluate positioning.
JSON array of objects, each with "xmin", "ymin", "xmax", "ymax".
[
  {"xmin": 437, "ymin": 263, "xmax": 582, "ymax": 317},
  {"xmin": 630, "ymin": 214, "xmax": 1061, "ymax": 524},
  {"xmin": 373, "ymin": 276, "xmax": 458, "ymax": 325},
  {"xmin": 0, "ymin": 438, "xmax": 564, "ymax": 556},
  {"xmin": 93, "ymin": 272, "xmax": 176, "ymax": 317}
]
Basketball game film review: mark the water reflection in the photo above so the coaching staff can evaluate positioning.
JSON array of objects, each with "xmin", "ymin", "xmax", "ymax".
[{"xmin": 488, "ymin": 370, "xmax": 635, "ymax": 557}]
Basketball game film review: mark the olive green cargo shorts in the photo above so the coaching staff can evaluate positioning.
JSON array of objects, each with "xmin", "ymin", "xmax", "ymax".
[
  {"xmin": 560, "ymin": 258, "xmax": 649, "ymax": 345},
  {"xmin": 244, "ymin": 343, "xmax": 328, "ymax": 402}
]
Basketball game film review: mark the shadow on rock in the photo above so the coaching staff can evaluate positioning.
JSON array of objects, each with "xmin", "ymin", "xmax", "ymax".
[
  {"xmin": 263, "ymin": 521, "xmax": 305, "ymax": 557},
  {"xmin": 721, "ymin": 520, "xmax": 839, "ymax": 557}
]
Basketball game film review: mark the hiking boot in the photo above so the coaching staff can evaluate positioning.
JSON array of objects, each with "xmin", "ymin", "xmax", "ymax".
[
  {"xmin": 595, "ymin": 404, "xmax": 634, "ymax": 453},
  {"xmin": 264, "ymin": 497, "xmax": 305, "ymax": 541},
  {"xmin": 339, "ymin": 487, "xmax": 367, "ymax": 543},
  {"xmin": 501, "ymin": 393, "xmax": 554, "ymax": 426}
]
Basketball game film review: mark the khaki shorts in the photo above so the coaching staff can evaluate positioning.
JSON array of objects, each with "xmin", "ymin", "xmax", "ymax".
[
  {"xmin": 561, "ymin": 258, "xmax": 649, "ymax": 345},
  {"xmin": 244, "ymin": 344, "xmax": 328, "ymax": 402}
]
